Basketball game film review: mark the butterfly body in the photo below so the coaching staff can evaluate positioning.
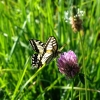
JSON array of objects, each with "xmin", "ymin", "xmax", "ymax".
[{"xmin": 29, "ymin": 36, "xmax": 59, "ymax": 68}]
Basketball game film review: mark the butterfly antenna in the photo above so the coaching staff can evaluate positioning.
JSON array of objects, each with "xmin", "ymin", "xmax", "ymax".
[{"xmin": 59, "ymin": 43, "xmax": 67, "ymax": 52}]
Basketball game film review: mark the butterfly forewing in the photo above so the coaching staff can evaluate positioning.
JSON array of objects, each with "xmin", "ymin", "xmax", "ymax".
[
  {"xmin": 29, "ymin": 39, "xmax": 45, "ymax": 53},
  {"xmin": 46, "ymin": 37, "xmax": 58, "ymax": 52}
]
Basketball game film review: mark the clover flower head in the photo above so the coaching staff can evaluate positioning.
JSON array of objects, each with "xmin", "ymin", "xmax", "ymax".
[{"xmin": 57, "ymin": 50, "xmax": 79, "ymax": 78}]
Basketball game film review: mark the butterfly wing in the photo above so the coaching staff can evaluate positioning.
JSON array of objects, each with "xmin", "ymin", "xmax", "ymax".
[
  {"xmin": 41, "ymin": 36, "xmax": 58, "ymax": 65},
  {"xmin": 29, "ymin": 39, "xmax": 45, "ymax": 68},
  {"xmin": 29, "ymin": 39, "xmax": 45, "ymax": 54},
  {"xmin": 46, "ymin": 36, "xmax": 58, "ymax": 54},
  {"xmin": 31, "ymin": 54, "xmax": 42, "ymax": 68}
]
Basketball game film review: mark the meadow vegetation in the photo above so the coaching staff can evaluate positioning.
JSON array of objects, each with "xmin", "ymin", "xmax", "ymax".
[{"xmin": 0, "ymin": 0, "xmax": 100, "ymax": 100}]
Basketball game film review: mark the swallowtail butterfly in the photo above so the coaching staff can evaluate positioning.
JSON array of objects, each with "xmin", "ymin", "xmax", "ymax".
[{"xmin": 29, "ymin": 36, "xmax": 60, "ymax": 68}]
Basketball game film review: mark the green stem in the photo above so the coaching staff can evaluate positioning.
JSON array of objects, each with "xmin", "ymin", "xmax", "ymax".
[
  {"xmin": 79, "ymin": 30, "xmax": 87, "ymax": 100},
  {"xmin": 71, "ymin": 79, "xmax": 74, "ymax": 100}
]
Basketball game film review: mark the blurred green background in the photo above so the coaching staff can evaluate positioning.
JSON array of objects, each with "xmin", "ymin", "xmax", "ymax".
[{"xmin": 0, "ymin": 0, "xmax": 100, "ymax": 100}]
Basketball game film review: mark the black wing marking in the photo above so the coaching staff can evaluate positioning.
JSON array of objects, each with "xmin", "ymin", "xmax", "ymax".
[{"xmin": 29, "ymin": 39, "xmax": 45, "ymax": 53}]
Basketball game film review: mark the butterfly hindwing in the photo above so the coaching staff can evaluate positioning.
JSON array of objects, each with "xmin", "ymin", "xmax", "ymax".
[{"xmin": 31, "ymin": 54, "xmax": 42, "ymax": 68}]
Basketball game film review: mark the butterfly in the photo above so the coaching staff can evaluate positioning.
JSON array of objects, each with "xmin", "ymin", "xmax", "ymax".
[{"xmin": 29, "ymin": 36, "xmax": 60, "ymax": 68}]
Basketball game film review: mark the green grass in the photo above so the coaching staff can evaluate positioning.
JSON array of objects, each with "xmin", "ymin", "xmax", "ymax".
[{"xmin": 0, "ymin": 0, "xmax": 100, "ymax": 100}]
